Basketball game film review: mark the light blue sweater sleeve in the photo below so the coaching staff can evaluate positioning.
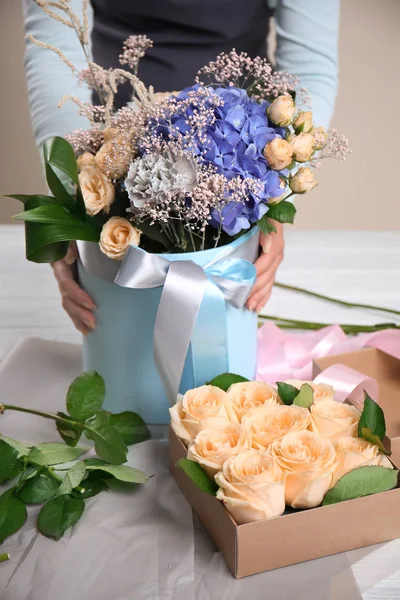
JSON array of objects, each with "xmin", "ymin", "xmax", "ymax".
[
  {"xmin": 23, "ymin": 0, "xmax": 93, "ymax": 148},
  {"xmin": 273, "ymin": 0, "xmax": 340, "ymax": 128}
]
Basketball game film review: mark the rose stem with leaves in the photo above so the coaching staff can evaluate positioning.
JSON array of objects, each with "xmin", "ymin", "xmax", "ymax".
[{"xmin": 258, "ymin": 315, "xmax": 400, "ymax": 334}]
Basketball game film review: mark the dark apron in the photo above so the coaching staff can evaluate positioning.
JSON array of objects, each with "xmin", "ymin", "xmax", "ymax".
[{"xmin": 91, "ymin": 0, "xmax": 272, "ymax": 107}]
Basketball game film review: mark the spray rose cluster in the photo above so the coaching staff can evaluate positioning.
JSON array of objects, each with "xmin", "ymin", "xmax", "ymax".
[{"xmin": 170, "ymin": 380, "xmax": 393, "ymax": 524}]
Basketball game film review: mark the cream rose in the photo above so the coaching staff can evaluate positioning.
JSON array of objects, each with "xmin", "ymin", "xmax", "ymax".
[
  {"xmin": 332, "ymin": 436, "xmax": 393, "ymax": 486},
  {"xmin": 313, "ymin": 126, "xmax": 328, "ymax": 151},
  {"xmin": 187, "ymin": 424, "xmax": 252, "ymax": 477},
  {"xmin": 79, "ymin": 166, "xmax": 115, "ymax": 216},
  {"xmin": 289, "ymin": 132, "xmax": 315, "ymax": 162},
  {"xmin": 77, "ymin": 152, "xmax": 96, "ymax": 169},
  {"xmin": 263, "ymin": 138, "xmax": 293, "ymax": 171},
  {"xmin": 292, "ymin": 111, "xmax": 313, "ymax": 134},
  {"xmin": 95, "ymin": 128, "xmax": 135, "ymax": 180},
  {"xmin": 289, "ymin": 167, "xmax": 318, "ymax": 194},
  {"xmin": 169, "ymin": 385, "xmax": 229, "ymax": 443},
  {"xmin": 271, "ymin": 430, "xmax": 338, "ymax": 508},
  {"xmin": 284, "ymin": 380, "xmax": 335, "ymax": 404},
  {"xmin": 310, "ymin": 400, "xmax": 361, "ymax": 444},
  {"xmin": 215, "ymin": 448, "xmax": 285, "ymax": 523},
  {"xmin": 99, "ymin": 216, "xmax": 141, "ymax": 260},
  {"xmin": 267, "ymin": 95, "xmax": 296, "ymax": 126},
  {"xmin": 226, "ymin": 381, "xmax": 280, "ymax": 423},
  {"xmin": 242, "ymin": 404, "xmax": 311, "ymax": 450}
]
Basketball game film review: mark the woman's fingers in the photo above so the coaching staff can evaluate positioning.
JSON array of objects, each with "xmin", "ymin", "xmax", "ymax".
[
  {"xmin": 59, "ymin": 277, "xmax": 96, "ymax": 311},
  {"xmin": 61, "ymin": 295, "xmax": 95, "ymax": 333}
]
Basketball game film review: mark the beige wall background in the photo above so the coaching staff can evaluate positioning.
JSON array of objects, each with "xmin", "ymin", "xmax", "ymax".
[{"xmin": 0, "ymin": 0, "xmax": 399, "ymax": 229}]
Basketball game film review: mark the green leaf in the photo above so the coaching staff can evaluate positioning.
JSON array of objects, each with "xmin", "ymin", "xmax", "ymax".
[
  {"xmin": 84, "ymin": 411, "xmax": 127, "ymax": 465},
  {"xmin": 206, "ymin": 373, "xmax": 249, "ymax": 392},
  {"xmin": 267, "ymin": 201, "xmax": 297, "ymax": 225},
  {"xmin": 43, "ymin": 137, "xmax": 79, "ymax": 186},
  {"xmin": 176, "ymin": 458, "xmax": 218, "ymax": 496},
  {"xmin": 0, "ymin": 489, "xmax": 28, "ymax": 544},
  {"xmin": 85, "ymin": 464, "xmax": 149, "ymax": 484},
  {"xmin": 257, "ymin": 214, "xmax": 276, "ymax": 235},
  {"xmin": 13, "ymin": 204, "xmax": 85, "ymax": 225},
  {"xmin": 277, "ymin": 382, "xmax": 300, "ymax": 405},
  {"xmin": 38, "ymin": 495, "xmax": 85, "ymax": 540},
  {"xmin": 293, "ymin": 384, "xmax": 314, "ymax": 409},
  {"xmin": 322, "ymin": 466, "xmax": 398, "ymax": 506},
  {"xmin": 58, "ymin": 461, "xmax": 87, "ymax": 495},
  {"xmin": 135, "ymin": 220, "xmax": 170, "ymax": 249},
  {"xmin": 109, "ymin": 412, "xmax": 151, "ymax": 446},
  {"xmin": 45, "ymin": 161, "xmax": 76, "ymax": 210},
  {"xmin": 29, "ymin": 443, "xmax": 88, "ymax": 466},
  {"xmin": 0, "ymin": 440, "xmax": 20, "ymax": 483},
  {"xmin": 17, "ymin": 473, "xmax": 60, "ymax": 505},
  {"xmin": 7, "ymin": 194, "xmax": 59, "ymax": 206},
  {"xmin": 71, "ymin": 476, "xmax": 109, "ymax": 499},
  {"xmin": 56, "ymin": 412, "xmax": 83, "ymax": 447},
  {"xmin": 358, "ymin": 393, "xmax": 386, "ymax": 442},
  {"xmin": 0, "ymin": 436, "xmax": 30, "ymax": 457},
  {"xmin": 67, "ymin": 371, "xmax": 106, "ymax": 421},
  {"xmin": 361, "ymin": 428, "xmax": 391, "ymax": 455}
]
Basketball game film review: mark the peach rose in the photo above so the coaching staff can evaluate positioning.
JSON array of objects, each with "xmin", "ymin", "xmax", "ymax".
[
  {"xmin": 99, "ymin": 217, "xmax": 141, "ymax": 260},
  {"xmin": 242, "ymin": 405, "xmax": 311, "ymax": 450},
  {"xmin": 263, "ymin": 138, "xmax": 293, "ymax": 171},
  {"xmin": 267, "ymin": 95, "xmax": 296, "ymax": 126},
  {"xmin": 215, "ymin": 448, "xmax": 285, "ymax": 523},
  {"xmin": 289, "ymin": 167, "xmax": 318, "ymax": 194},
  {"xmin": 77, "ymin": 152, "xmax": 96, "ymax": 169},
  {"xmin": 284, "ymin": 380, "xmax": 335, "ymax": 404},
  {"xmin": 79, "ymin": 166, "xmax": 115, "ymax": 216},
  {"xmin": 95, "ymin": 128, "xmax": 135, "ymax": 180},
  {"xmin": 169, "ymin": 385, "xmax": 229, "ymax": 443},
  {"xmin": 332, "ymin": 436, "xmax": 393, "ymax": 486},
  {"xmin": 226, "ymin": 381, "xmax": 280, "ymax": 423},
  {"xmin": 292, "ymin": 111, "xmax": 313, "ymax": 134},
  {"xmin": 187, "ymin": 424, "xmax": 252, "ymax": 478},
  {"xmin": 271, "ymin": 430, "xmax": 338, "ymax": 508},
  {"xmin": 310, "ymin": 400, "xmax": 361, "ymax": 444},
  {"xmin": 289, "ymin": 132, "xmax": 315, "ymax": 162}
]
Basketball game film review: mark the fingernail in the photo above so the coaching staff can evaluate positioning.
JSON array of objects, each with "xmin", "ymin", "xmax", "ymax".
[
  {"xmin": 83, "ymin": 302, "xmax": 96, "ymax": 310},
  {"xmin": 248, "ymin": 301, "xmax": 257, "ymax": 312},
  {"xmin": 84, "ymin": 320, "xmax": 95, "ymax": 330}
]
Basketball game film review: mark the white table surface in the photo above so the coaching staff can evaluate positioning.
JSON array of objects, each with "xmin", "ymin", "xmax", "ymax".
[{"xmin": 1, "ymin": 224, "xmax": 400, "ymax": 599}]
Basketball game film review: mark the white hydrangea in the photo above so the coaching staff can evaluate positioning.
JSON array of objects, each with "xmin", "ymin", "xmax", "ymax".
[{"xmin": 125, "ymin": 151, "xmax": 198, "ymax": 208}]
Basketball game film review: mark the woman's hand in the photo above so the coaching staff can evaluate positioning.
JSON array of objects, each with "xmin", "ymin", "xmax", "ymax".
[
  {"xmin": 246, "ymin": 221, "xmax": 284, "ymax": 313},
  {"xmin": 51, "ymin": 242, "xmax": 96, "ymax": 336}
]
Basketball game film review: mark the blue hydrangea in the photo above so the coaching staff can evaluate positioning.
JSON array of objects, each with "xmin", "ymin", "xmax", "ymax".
[{"xmin": 154, "ymin": 85, "xmax": 288, "ymax": 236}]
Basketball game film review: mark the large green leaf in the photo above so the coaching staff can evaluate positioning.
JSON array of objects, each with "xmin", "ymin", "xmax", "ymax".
[
  {"xmin": 277, "ymin": 382, "xmax": 300, "ymax": 405},
  {"xmin": 267, "ymin": 201, "xmax": 297, "ymax": 224},
  {"xmin": 0, "ymin": 436, "xmax": 30, "ymax": 457},
  {"xmin": 85, "ymin": 463, "xmax": 149, "ymax": 484},
  {"xmin": 322, "ymin": 466, "xmax": 398, "ymax": 506},
  {"xmin": 56, "ymin": 412, "xmax": 83, "ymax": 447},
  {"xmin": 66, "ymin": 371, "xmax": 105, "ymax": 421},
  {"xmin": 38, "ymin": 495, "xmax": 85, "ymax": 540},
  {"xmin": 17, "ymin": 473, "xmax": 60, "ymax": 505},
  {"xmin": 0, "ymin": 440, "xmax": 20, "ymax": 483},
  {"xmin": 45, "ymin": 161, "xmax": 76, "ymax": 211},
  {"xmin": 24, "ymin": 220, "xmax": 99, "ymax": 263},
  {"xmin": 8, "ymin": 194, "xmax": 59, "ymax": 207},
  {"xmin": 176, "ymin": 458, "xmax": 218, "ymax": 496},
  {"xmin": 84, "ymin": 411, "xmax": 128, "ymax": 465},
  {"xmin": 109, "ymin": 412, "xmax": 151, "ymax": 446},
  {"xmin": 43, "ymin": 137, "xmax": 79, "ymax": 186},
  {"xmin": 206, "ymin": 373, "xmax": 249, "ymax": 392},
  {"xmin": 0, "ymin": 489, "xmax": 28, "ymax": 544},
  {"xmin": 257, "ymin": 214, "xmax": 276, "ymax": 235},
  {"xmin": 29, "ymin": 443, "xmax": 88, "ymax": 466},
  {"xmin": 358, "ymin": 393, "xmax": 386, "ymax": 441},
  {"xmin": 71, "ymin": 475, "xmax": 109, "ymax": 499},
  {"xmin": 13, "ymin": 204, "xmax": 86, "ymax": 225}
]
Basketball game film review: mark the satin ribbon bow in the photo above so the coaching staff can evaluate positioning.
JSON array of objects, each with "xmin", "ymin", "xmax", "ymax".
[{"xmin": 115, "ymin": 246, "xmax": 256, "ymax": 405}]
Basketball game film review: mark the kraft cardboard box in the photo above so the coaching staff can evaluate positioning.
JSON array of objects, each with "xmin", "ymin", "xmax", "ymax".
[{"xmin": 169, "ymin": 347, "xmax": 400, "ymax": 578}]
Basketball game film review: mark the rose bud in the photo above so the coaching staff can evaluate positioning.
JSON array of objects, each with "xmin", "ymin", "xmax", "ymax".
[
  {"xmin": 263, "ymin": 138, "xmax": 293, "ymax": 171},
  {"xmin": 267, "ymin": 95, "xmax": 296, "ymax": 127},
  {"xmin": 99, "ymin": 216, "xmax": 141, "ymax": 260},
  {"xmin": 289, "ymin": 132, "xmax": 315, "ymax": 162},
  {"xmin": 289, "ymin": 167, "xmax": 318, "ymax": 194},
  {"xmin": 292, "ymin": 111, "xmax": 313, "ymax": 134},
  {"xmin": 313, "ymin": 126, "xmax": 328, "ymax": 150}
]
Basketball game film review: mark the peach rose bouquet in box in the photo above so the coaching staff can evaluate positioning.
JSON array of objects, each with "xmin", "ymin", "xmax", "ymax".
[{"xmin": 172, "ymin": 374, "xmax": 398, "ymax": 524}]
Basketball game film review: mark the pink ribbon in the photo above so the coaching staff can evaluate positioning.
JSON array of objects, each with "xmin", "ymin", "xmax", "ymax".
[
  {"xmin": 314, "ymin": 364, "xmax": 379, "ymax": 409},
  {"xmin": 257, "ymin": 323, "xmax": 400, "ymax": 385}
]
